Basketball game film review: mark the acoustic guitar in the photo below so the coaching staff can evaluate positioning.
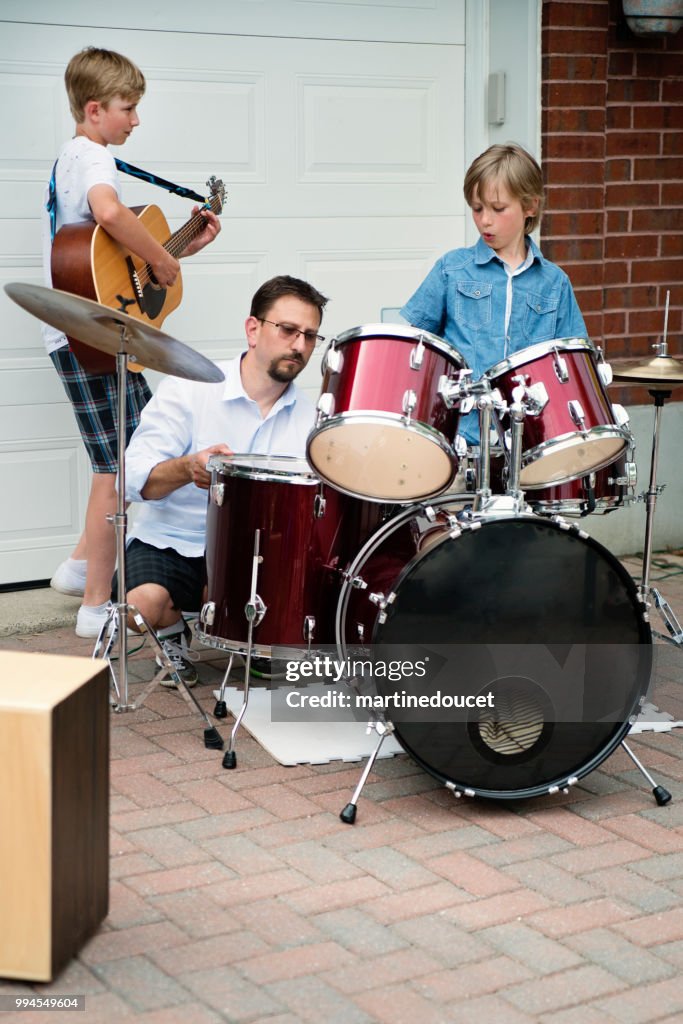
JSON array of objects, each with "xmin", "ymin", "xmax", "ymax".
[{"xmin": 51, "ymin": 176, "xmax": 226, "ymax": 374}]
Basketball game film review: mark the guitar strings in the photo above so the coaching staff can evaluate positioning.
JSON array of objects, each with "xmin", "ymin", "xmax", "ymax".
[{"xmin": 137, "ymin": 191, "xmax": 223, "ymax": 289}]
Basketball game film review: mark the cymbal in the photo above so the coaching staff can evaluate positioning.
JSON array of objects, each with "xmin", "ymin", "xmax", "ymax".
[
  {"xmin": 4, "ymin": 282, "xmax": 225, "ymax": 384},
  {"xmin": 610, "ymin": 354, "xmax": 683, "ymax": 389}
]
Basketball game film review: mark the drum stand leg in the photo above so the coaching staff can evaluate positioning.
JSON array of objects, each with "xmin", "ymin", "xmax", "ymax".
[
  {"xmin": 620, "ymin": 739, "xmax": 672, "ymax": 806},
  {"xmin": 638, "ymin": 389, "xmax": 683, "ymax": 647},
  {"xmin": 213, "ymin": 654, "xmax": 235, "ymax": 718},
  {"xmin": 223, "ymin": 530, "xmax": 265, "ymax": 769},
  {"xmin": 340, "ymin": 720, "xmax": 394, "ymax": 825}
]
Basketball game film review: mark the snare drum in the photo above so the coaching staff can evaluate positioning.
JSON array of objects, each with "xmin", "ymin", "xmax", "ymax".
[
  {"xmin": 307, "ymin": 324, "xmax": 467, "ymax": 503},
  {"xmin": 198, "ymin": 455, "xmax": 384, "ymax": 657},
  {"xmin": 484, "ymin": 338, "xmax": 629, "ymax": 488}
]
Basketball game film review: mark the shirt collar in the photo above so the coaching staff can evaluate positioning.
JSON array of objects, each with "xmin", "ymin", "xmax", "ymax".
[
  {"xmin": 474, "ymin": 234, "xmax": 545, "ymax": 268},
  {"xmin": 220, "ymin": 352, "xmax": 297, "ymax": 410}
]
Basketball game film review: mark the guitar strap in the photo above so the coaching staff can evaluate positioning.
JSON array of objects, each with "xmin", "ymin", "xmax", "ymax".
[{"xmin": 47, "ymin": 157, "xmax": 207, "ymax": 242}]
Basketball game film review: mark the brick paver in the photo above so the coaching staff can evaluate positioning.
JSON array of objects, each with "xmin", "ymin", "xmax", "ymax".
[{"xmin": 0, "ymin": 551, "xmax": 682, "ymax": 1022}]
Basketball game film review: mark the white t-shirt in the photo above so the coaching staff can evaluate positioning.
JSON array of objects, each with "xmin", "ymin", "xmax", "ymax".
[{"xmin": 41, "ymin": 136, "xmax": 121, "ymax": 354}]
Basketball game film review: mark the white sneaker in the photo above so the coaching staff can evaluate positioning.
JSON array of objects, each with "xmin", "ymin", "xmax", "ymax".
[
  {"xmin": 51, "ymin": 558, "xmax": 87, "ymax": 597},
  {"xmin": 75, "ymin": 602, "xmax": 111, "ymax": 638}
]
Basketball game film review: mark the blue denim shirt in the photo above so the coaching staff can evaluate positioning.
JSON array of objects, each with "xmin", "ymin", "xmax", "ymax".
[{"xmin": 400, "ymin": 237, "xmax": 587, "ymax": 442}]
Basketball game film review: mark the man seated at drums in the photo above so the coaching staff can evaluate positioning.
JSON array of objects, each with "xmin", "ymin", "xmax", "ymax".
[
  {"xmin": 400, "ymin": 143, "xmax": 587, "ymax": 446},
  {"xmin": 116, "ymin": 274, "xmax": 328, "ymax": 684}
]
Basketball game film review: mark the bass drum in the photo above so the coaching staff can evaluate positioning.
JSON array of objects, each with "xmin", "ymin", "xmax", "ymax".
[{"xmin": 336, "ymin": 505, "xmax": 651, "ymax": 800}]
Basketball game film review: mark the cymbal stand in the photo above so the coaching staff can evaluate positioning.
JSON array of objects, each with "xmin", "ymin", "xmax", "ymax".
[
  {"xmin": 637, "ymin": 384, "xmax": 683, "ymax": 646},
  {"xmin": 222, "ymin": 529, "xmax": 265, "ymax": 769},
  {"xmin": 93, "ymin": 343, "xmax": 224, "ymax": 749}
]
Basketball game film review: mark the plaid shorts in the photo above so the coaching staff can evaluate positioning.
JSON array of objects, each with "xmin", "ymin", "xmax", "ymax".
[
  {"xmin": 112, "ymin": 539, "xmax": 207, "ymax": 614},
  {"xmin": 50, "ymin": 346, "xmax": 152, "ymax": 473}
]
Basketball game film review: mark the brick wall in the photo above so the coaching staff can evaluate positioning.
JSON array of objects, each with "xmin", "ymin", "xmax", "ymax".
[{"xmin": 541, "ymin": 0, "xmax": 683, "ymax": 405}]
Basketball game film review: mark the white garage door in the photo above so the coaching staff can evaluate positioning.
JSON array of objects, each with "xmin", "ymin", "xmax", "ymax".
[{"xmin": 0, "ymin": 1, "xmax": 537, "ymax": 586}]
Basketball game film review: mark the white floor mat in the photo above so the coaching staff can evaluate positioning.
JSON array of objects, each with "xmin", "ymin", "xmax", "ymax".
[
  {"xmin": 213, "ymin": 684, "xmax": 403, "ymax": 766},
  {"xmin": 630, "ymin": 702, "xmax": 683, "ymax": 734}
]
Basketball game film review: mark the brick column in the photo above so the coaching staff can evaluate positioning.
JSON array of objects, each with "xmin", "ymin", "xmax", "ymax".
[{"xmin": 541, "ymin": 0, "xmax": 610, "ymax": 346}]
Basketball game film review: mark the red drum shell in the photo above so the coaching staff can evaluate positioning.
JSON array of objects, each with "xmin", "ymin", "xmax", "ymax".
[
  {"xmin": 529, "ymin": 447, "xmax": 637, "ymax": 517},
  {"xmin": 307, "ymin": 325, "xmax": 467, "ymax": 503},
  {"xmin": 199, "ymin": 455, "xmax": 384, "ymax": 656},
  {"xmin": 484, "ymin": 339, "xmax": 628, "ymax": 488}
]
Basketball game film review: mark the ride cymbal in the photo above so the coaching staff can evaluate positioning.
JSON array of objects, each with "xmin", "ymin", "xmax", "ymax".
[
  {"xmin": 4, "ymin": 282, "xmax": 224, "ymax": 384},
  {"xmin": 610, "ymin": 354, "xmax": 683, "ymax": 389}
]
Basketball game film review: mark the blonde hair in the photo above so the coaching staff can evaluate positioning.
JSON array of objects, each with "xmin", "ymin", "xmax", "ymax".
[
  {"xmin": 464, "ymin": 143, "xmax": 545, "ymax": 234},
  {"xmin": 65, "ymin": 47, "xmax": 145, "ymax": 123}
]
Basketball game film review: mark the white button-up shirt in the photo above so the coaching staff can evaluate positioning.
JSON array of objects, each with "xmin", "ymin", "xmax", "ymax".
[{"xmin": 125, "ymin": 354, "xmax": 315, "ymax": 556}]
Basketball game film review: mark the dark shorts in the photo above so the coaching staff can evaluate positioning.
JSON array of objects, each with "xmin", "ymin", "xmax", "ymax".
[
  {"xmin": 50, "ymin": 346, "xmax": 152, "ymax": 473},
  {"xmin": 112, "ymin": 539, "xmax": 206, "ymax": 613}
]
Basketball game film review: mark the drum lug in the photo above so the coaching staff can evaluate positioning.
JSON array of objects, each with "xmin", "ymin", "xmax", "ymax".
[
  {"xmin": 409, "ymin": 337, "xmax": 426, "ymax": 369},
  {"xmin": 611, "ymin": 402, "xmax": 630, "ymax": 429},
  {"xmin": 552, "ymin": 349, "xmax": 570, "ymax": 383},
  {"xmin": 200, "ymin": 601, "xmax": 216, "ymax": 626},
  {"xmin": 210, "ymin": 483, "xmax": 225, "ymax": 507},
  {"xmin": 314, "ymin": 492, "xmax": 327, "ymax": 518},
  {"xmin": 596, "ymin": 350, "xmax": 613, "ymax": 386},
  {"xmin": 549, "ymin": 776, "xmax": 578, "ymax": 796},
  {"xmin": 303, "ymin": 615, "xmax": 316, "ymax": 645},
  {"xmin": 324, "ymin": 345, "xmax": 344, "ymax": 374},
  {"xmin": 402, "ymin": 389, "xmax": 417, "ymax": 422},
  {"xmin": 317, "ymin": 392, "xmax": 335, "ymax": 420},
  {"xmin": 568, "ymin": 399, "xmax": 588, "ymax": 434}
]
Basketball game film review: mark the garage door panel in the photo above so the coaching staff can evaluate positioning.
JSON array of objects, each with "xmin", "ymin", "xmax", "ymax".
[{"xmin": 0, "ymin": 1, "xmax": 465, "ymax": 45}]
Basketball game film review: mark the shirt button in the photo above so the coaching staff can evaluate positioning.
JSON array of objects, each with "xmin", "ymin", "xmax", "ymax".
[
  {"xmin": 536, "ymin": 304, "xmax": 541, "ymax": 312},
  {"xmin": 474, "ymin": 290, "xmax": 480, "ymax": 296}
]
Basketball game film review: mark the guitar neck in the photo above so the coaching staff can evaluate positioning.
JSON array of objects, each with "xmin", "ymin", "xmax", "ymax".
[{"xmin": 164, "ymin": 191, "xmax": 223, "ymax": 259}]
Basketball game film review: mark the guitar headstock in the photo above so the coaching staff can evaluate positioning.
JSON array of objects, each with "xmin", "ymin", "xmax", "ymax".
[{"xmin": 206, "ymin": 176, "xmax": 226, "ymax": 215}]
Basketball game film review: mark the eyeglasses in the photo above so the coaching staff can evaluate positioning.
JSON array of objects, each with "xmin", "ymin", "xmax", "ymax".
[{"xmin": 257, "ymin": 319, "xmax": 325, "ymax": 346}]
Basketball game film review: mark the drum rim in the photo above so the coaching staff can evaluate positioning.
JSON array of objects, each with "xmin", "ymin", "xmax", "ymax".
[
  {"xmin": 328, "ymin": 323, "xmax": 468, "ymax": 369},
  {"xmin": 483, "ymin": 336, "xmax": 596, "ymax": 380},
  {"xmin": 207, "ymin": 452, "xmax": 319, "ymax": 484},
  {"xmin": 520, "ymin": 427, "xmax": 630, "ymax": 489}
]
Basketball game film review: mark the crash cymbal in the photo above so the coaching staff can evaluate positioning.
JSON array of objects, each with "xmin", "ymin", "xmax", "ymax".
[
  {"xmin": 610, "ymin": 354, "xmax": 683, "ymax": 389},
  {"xmin": 4, "ymin": 282, "xmax": 225, "ymax": 384}
]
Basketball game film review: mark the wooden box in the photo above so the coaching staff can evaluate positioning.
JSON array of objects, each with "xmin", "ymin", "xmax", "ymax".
[{"xmin": 0, "ymin": 652, "xmax": 109, "ymax": 981}]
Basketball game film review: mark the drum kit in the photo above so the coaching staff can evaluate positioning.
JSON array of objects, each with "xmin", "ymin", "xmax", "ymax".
[{"xmin": 5, "ymin": 281, "xmax": 681, "ymax": 818}]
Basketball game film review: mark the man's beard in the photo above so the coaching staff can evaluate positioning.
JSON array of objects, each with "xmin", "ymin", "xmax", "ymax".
[{"xmin": 268, "ymin": 354, "xmax": 304, "ymax": 383}]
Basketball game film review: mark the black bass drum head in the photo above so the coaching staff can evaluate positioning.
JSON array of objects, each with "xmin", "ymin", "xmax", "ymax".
[{"xmin": 373, "ymin": 516, "xmax": 651, "ymax": 800}]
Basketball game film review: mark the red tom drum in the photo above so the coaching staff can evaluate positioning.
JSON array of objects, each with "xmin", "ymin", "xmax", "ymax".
[
  {"xmin": 307, "ymin": 324, "xmax": 467, "ymax": 503},
  {"xmin": 484, "ymin": 338, "xmax": 629, "ymax": 489}
]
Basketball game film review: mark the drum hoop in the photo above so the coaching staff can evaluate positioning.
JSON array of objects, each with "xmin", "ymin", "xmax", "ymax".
[
  {"xmin": 520, "ymin": 427, "xmax": 629, "ymax": 489},
  {"xmin": 207, "ymin": 452, "xmax": 319, "ymax": 485},
  {"xmin": 483, "ymin": 337, "xmax": 596, "ymax": 380},
  {"xmin": 329, "ymin": 323, "xmax": 467, "ymax": 369}
]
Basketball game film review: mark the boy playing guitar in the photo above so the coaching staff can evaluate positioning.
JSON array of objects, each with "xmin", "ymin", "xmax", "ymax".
[{"xmin": 43, "ymin": 46, "xmax": 221, "ymax": 638}]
